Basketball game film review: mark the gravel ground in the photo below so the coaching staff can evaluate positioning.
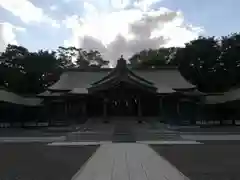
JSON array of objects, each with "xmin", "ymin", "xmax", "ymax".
[
  {"xmin": 0, "ymin": 143, "xmax": 98, "ymax": 180},
  {"xmin": 151, "ymin": 141, "xmax": 240, "ymax": 180}
]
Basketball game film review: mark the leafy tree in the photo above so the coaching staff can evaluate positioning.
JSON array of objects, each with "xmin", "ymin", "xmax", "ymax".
[
  {"xmin": 0, "ymin": 45, "xmax": 62, "ymax": 94},
  {"xmin": 76, "ymin": 49, "xmax": 109, "ymax": 68},
  {"xmin": 219, "ymin": 33, "xmax": 240, "ymax": 87},
  {"xmin": 75, "ymin": 48, "xmax": 90, "ymax": 68},
  {"xmin": 128, "ymin": 48, "xmax": 178, "ymax": 68},
  {"xmin": 57, "ymin": 46, "xmax": 76, "ymax": 69},
  {"xmin": 20, "ymin": 50, "xmax": 62, "ymax": 93},
  {"xmin": 86, "ymin": 50, "xmax": 109, "ymax": 68},
  {"xmin": 174, "ymin": 37, "xmax": 222, "ymax": 92}
]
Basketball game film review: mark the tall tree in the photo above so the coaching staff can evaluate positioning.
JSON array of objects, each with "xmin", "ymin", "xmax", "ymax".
[
  {"xmin": 219, "ymin": 33, "xmax": 240, "ymax": 87},
  {"xmin": 175, "ymin": 36, "xmax": 222, "ymax": 92},
  {"xmin": 86, "ymin": 50, "xmax": 109, "ymax": 68},
  {"xmin": 0, "ymin": 45, "xmax": 64, "ymax": 94},
  {"xmin": 129, "ymin": 48, "xmax": 178, "ymax": 68},
  {"xmin": 76, "ymin": 49, "xmax": 109, "ymax": 68},
  {"xmin": 0, "ymin": 45, "xmax": 29, "ymax": 92},
  {"xmin": 20, "ymin": 50, "xmax": 61, "ymax": 93},
  {"xmin": 56, "ymin": 46, "xmax": 76, "ymax": 69}
]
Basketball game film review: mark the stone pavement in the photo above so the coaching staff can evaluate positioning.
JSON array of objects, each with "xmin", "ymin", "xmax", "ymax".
[{"xmin": 72, "ymin": 143, "xmax": 190, "ymax": 180}]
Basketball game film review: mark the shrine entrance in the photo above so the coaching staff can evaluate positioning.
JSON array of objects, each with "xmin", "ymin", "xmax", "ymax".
[
  {"xmin": 87, "ymin": 56, "xmax": 159, "ymax": 119},
  {"xmin": 108, "ymin": 96, "xmax": 138, "ymax": 117}
]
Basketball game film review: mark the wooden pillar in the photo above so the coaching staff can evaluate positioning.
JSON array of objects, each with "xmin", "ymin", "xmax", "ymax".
[
  {"xmin": 176, "ymin": 101, "xmax": 180, "ymax": 115},
  {"xmin": 82, "ymin": 101, "xmax": 87, "ymax": 117},
  {"xmin": 159, "ymin": 96, "xmax": 163, "ymax": 122},
  {"xmin": 176, "ymin": 100, "xmax": 181, "ymax": 125},
  {"xmin": 103, "ymin": 98, "xmax": 109, "ymax": 123},
  {"xmin": 137, "ymin": 98, "xmax": 142, "ymax": 122},
  {"xmin": 64, "ymin": 102, "xmax": 68, "ymax": 118},
  {"xmin": 103, "ymin": 98, "xmax": 108, "ymax": 118},
  {"xmin": 159, "ymin": 96, "xmax": 163, "ymax": 116}
]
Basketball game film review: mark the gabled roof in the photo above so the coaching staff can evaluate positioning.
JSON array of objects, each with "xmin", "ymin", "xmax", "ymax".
[
  {"xmin": 48, "ymin": 57, "xmax": 194, "ymax": 93},
  {"xmin": 88, "ymin": 57, "xmax": 157, "ymax": 93},
  {"xmin": 0, "ymin": 88, "xmax": 42, "ymax": 106}
]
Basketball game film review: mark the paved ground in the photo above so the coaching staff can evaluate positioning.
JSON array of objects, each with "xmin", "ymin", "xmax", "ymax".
[
  {"xmin": 152, "ymin": 141, "xmax": 240, "ymax": 180},
  {"xmin": 176, "ymin": 126, "xmax": 240, "ymax": 133},
  {"xmin": 0, "ymin": 127, "xmax": 74, "ymax": 137},
  {"xmin": 73, "ymin": 143, "xmax": 189, "ymax": 180},
  {"xmin": 2, "ymin": 141, "xmax": 240, "ymax": 180},
  {"xmin": 0, "ymin": 143, "xmax": 97, "ymax": 180},
  {"xmin": 2, "ymin": 121, "xmax": 240, "ymax": 180},
  {"xmin": 181, "ymin": 134, "xmax": 240, "ymax": 140}
]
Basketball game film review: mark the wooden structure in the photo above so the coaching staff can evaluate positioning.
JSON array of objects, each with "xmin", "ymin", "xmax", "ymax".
[
  {"xmin": 39, "ymin": 57, "xmax": 202, "ymax": 124},
  {"xmin": 203, "ymin": 88, "xmax": 240, "ymax": 125},
  {"xmin": 0, "ymin": 86, "xmax": 43, "ymax": 126}
]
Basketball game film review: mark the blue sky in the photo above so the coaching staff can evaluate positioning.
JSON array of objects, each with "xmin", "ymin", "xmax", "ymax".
[
  {"xmin": 0, "ymin": 0, "xmax": 239, "ymax": 62},
  {"xmin": 160, "ymin": 0, "xmax": 239, "ymax": 37}
]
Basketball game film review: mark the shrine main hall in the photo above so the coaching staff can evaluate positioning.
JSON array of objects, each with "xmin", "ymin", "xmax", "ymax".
[{"xmin": 39, "ymin": 57, "xmax": 201, "ymax": 124}]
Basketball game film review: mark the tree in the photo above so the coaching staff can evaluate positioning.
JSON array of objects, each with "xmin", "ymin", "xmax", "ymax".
[
  {"xmin": 56, "ymin": 46, "xmax": 76, "ymax": 69},
  {"xmin": 0, "ymin": 45, "xmax": 63, "ymax": 94},
  {"xmin": 128, "ymin": 48, "xmax": 178, "ymax": 68},
  {"xmin": 75, "ymin": 48, "xmax": 90, "ymax": 68},
  {"xmin": 76, "ymin": 49, "xmax": 109, "ymax": 68},
  {"xmin": 86, "ymin": 50, "xmax": 109, "ymax": 68},
  {"xmin": 219, "ymin": 33, "xmax": 240, "ymax": 87},
  {"xmin": 175, "ymin": 36, "xmax": 222, "ymax": 92},
  {"xmin": 0, "ymin": 45, "xmax": 29, "ymax": 92},
  {"xmin": 20, "ymin": 50, "xmax": 62, "ymax": 93}
]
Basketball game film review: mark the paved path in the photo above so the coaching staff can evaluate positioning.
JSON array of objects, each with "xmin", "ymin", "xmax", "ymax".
[{"xmin": 72, "ymin": 143, "xmax": 189, "ymax": 180}]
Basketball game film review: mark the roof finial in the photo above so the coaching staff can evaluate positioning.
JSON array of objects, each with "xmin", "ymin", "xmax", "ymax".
[{"xmin": 117, "ymin": 54, "xmax": 127, "ymax": 69}]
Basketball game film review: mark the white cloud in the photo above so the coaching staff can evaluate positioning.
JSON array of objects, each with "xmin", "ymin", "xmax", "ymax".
[
  {"xmin": 110, "ymin": 0, "xmax": 131, "ymax": 9},
  {"xmin": 133, "ymin": 0, "xmax": 163, "ymax": 11},
  {"xmin": 63, "ymin": 0, "xmax": 204, "ymax": 65},
  {"xmin": 50, "ymin": 5, "xmax": 58, "ymax": 11},
  {"xmin": 0, "ymin": 0, "xmax": 60, "ymax": 28},
  {"xmin": 0, "ymin": 22, "xmax": 25, "ymax": 52}
]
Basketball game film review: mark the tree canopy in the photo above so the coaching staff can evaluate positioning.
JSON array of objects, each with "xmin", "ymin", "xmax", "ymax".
[
  {"xmin": 1, "ymin": 32, "xmax": 240, "ymax": 94},
  {"xmin": 129, "ymin": 33, "xmax": 240, "ymax": 92},
  {"xmin": 0, "ymin": 45, "xmax": 109, "ymax": 94}
]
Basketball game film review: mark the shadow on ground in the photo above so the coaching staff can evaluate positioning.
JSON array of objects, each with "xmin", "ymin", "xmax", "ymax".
[{"xmin": 0, "ymin": 143, "xmax": 98, "ymax": 180}]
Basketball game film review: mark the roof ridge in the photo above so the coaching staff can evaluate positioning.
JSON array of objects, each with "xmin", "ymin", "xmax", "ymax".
[{"xmin": 64, "ymin": 66, "xmax": 178, "ymax": 72}]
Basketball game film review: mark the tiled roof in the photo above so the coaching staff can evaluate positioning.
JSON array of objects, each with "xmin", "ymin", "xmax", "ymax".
[
  {"xmin": 48, "ymin": 58, "xmax": 194, "ymax": 93},
  {"xmin": 0, "ymin": 89, "xmax": 42, "ymax": 106},
  {"xmin": 49, "ymin": 69, "xmax": 194, "ymax": 91},
  {"xmin": 205, "ymin": 88, "xmax": 240, "ymax": 104}
]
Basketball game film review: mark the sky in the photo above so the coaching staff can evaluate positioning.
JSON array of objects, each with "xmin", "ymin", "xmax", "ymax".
[{"xmin": 0, "ymin": 0, "xmax": 239, "ymax": 64}]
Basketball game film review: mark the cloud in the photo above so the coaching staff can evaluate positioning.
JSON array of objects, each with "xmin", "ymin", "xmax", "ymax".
[
  {"xmin": 0, "ymin": 22, "xmax": 25, "ymax": 51},
  {"xmin": 110, "ymin": 0, "xmax": 131, "ymax": 9},
  {"xmin": 133, "ymin": 0, "xmax": 164, "ymax": 11},
  {"xmin": 0, "ymin": 0, "xmax": 60, "ymax": 28},
  {"xmin": 50, "ymin": 5, "xmax": 58, "ymax": 11},
  {"xmin": 62, "ymin": 0, "xmax": 204, "ymax": 65}
]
